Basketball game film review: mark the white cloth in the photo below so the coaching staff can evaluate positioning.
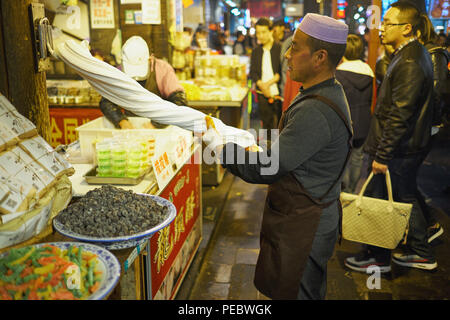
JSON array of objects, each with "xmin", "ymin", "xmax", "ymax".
[
  {"xmin": 261, "ymin": 48, "xmax": 279, "ymax": 97},
  {"xmin": 202, "ymin": 128, "xmax": 225, "ymax": 150},
  {"xmin": 336, "ymin": 59, "xmax": 374, "ymax": 78},
  {"xmin": 53, "ymin": 40, "xmax": 255, "ymax": 149}
]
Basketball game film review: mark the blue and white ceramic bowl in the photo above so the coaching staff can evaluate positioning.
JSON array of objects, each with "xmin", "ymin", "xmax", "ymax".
[
  {"xmin": 53, "ymin": 194, "xmax": 177, "ymax": 250},
  {"xmin": 0, "ymin": 242, "xmax": 120, "ymax": 300}
]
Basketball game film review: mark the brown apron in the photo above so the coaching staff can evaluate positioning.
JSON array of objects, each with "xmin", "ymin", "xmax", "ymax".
[
  {"xmin": 254, "ymin": 94, "xmax": 353, "ymax": 299},
  {"xmin": 144, "ymin": 56, "xmax": 162, "ymax": 97}
]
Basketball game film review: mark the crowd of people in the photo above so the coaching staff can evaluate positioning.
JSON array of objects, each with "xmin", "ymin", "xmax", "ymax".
[{"xmin": 201, "ymin": 0, "xmax": 450, "ymax": 300}]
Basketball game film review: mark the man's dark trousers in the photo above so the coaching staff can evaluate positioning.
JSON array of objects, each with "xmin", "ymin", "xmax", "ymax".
[
  {"xmin": 363, "ymin": 155, "xmax": 435, "ymax": 262},
  {"xmin": 257, "ymin": 93, "xmax": 281, "ymax": 136}
]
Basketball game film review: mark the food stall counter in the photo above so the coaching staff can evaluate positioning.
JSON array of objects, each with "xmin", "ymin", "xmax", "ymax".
[{"xmin": 40, "ymin": 142, "xmax": 202, "ymax": 300}]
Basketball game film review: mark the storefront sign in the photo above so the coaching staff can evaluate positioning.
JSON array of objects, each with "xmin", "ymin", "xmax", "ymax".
[
  {"xmin": 150, "ymin": 149, "xmax": 201, "ymax": 298},
  {"xmin": 142, "ymin": 0, "xmax": 161, "ymax": 24},
  {"xmin": 248, "ymin": 0, "xmax": 281, "ymax": 18},
  {"xmin": 90, "ymin": 0, "xmax": 115, "ymax": 29},
  {"xmin": 49, "ymin": 107, "xmax": 103, "ymax": 148},
  {"xmin": 183, "ymin": 0, "xmax": 203, "ymax": 24},
  {"xmin": 151, "ymin": 150, "xmax": 175, "ymax": 191}
]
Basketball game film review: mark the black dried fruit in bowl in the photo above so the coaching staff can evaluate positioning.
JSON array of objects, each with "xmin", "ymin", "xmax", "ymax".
[{"xmin": 56, "ymin": 185, "xmax": 169, "ymax": 238}]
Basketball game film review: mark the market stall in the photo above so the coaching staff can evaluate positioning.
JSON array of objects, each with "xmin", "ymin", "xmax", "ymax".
[
  {"xmin": 0, "ymin": 0, "xmax": 256, "ymax": 300},
  {"xmin": 0, "ymin": 91, "xmax": 203, "ymax": 300},
  {"xmin": 42, "ymin": 140, "xmax": 202, "ymax": 300}
]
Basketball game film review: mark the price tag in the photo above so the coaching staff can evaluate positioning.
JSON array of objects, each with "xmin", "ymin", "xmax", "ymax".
[
  {"xmin": 151, "ymin": 151, "xmax": 175, "ymax": 191},
  {"xmin": 172, "ymin": 135, "xmax": 189, "ymax": 169}
]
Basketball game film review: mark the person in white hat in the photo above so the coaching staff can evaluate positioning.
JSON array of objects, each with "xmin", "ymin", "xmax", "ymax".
[
  {"xmin": 203, "ymin": 13, "xmax": 352, "ymax": 299},
  {"xmin": 99, "ymin": 36, "xmax": 187, "ymax": 129}
]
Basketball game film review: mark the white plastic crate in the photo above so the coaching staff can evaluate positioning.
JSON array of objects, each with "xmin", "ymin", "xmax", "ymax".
[{"xmin": 76, "ymin": 117, "xmax": 192, "ymax": 162}]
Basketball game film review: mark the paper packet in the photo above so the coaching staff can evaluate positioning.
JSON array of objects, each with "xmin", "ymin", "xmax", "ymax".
[
  {"xmin": 0, "ymin": 175, "xmax": 36, "ymax": 215},
  {"xmin": 0, "ymin": 150, "xmax": 27, "ymax": 176},
  {"xmin": 0, "ymin": 122, "xmax": 20, "ymax": 148},
  {"xmin": 19, "ymin": 136, "xmax": 50, "ymax": 160}
]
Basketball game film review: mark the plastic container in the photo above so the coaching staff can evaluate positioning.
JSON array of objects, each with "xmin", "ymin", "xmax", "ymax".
[
  {"xmin": 97, "ymin": 158, "xmax": 111, "ymax": 167},
  {"xmin": 126, "ymin": 167, "xmax": 141, "ymax": 178},
  {"xmin": 76, "ymin": 117, "xmax": 169, "ymax": 161},
  {"xmin": 97, "ymin": 163, "xmax": 112, "ymax": 171},
  {"xmin": 97, "ymin": 167, "xmax": 112, "ymax": 177},
  {"xmin": 127, "ymin": 149, "xmax": 144, "ymax": 161},
  {"xmin": 127, "ymin": 159, "xmax": 142, "ymax": 169},
  {"xmin": 96, "ymin": 141, "xmax": 112, "ymax": 160},
  {"xmin": 111, "ymin": 168, "xmax": 126, "ymax": 177},
  {"xmin": 111, "ymin": 146, "xmax": 127, "ymax": 160}
]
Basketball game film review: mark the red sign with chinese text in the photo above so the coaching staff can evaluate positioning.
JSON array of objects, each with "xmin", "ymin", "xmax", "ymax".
[
  {"xmin": 49, "ymin": 107, "xmax": 103, "ymax": 148},
  {"xmin": 150, "ymin": 149, "xmax": 201, "ymax": 298}
]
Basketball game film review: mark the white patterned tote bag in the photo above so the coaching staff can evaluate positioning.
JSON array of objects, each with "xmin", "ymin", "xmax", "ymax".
[{"xmin": 340, "ymin": 170, "xmax": 412, "ymax": 249}]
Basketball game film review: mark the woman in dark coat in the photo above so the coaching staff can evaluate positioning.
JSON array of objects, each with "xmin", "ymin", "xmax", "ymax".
[
  {"xmin": 415, "ymin": 14, "xmax": 449, "ymax": 242},
  {"xmin": 336, "ymin": 34, "xmax": 374, "ymax": 192}
]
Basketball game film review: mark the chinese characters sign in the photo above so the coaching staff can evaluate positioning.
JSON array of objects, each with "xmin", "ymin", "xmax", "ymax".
[
  {"xmin": 142, "ymin": 0, "xmax": 161, "ymax": 24},
  {"xmin": 90, "ymin": 0, "xmax": 115, "ymax": 29},
  {"xmin": 248, "ymin": 0, "xmax": 281, "ymax": 18},
  {"xmin": 151, "ymin": 151, "xmax": 175, "ymax": 191},
  {"xmin": 49, "ymin": 108, "xmax": 103, "ymax": 147},
  {"xmin": 150, "ymin": 150, "xmax": 201, "ymax": 298}
]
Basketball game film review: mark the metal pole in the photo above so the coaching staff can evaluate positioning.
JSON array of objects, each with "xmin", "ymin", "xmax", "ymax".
[{"xmin": 145, "ymin": 238, "xmax": 153, "ymax": 300}]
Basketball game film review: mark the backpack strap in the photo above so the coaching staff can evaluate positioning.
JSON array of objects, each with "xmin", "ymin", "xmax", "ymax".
[{"xmin": 291, "ymin": 94, "xmax": 353, "ymax": 202}]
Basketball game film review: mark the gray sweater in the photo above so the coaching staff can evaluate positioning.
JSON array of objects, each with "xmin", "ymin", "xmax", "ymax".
[{"xmin": 221, "ymin": 78, "xmax": 351, "ymax": 233}]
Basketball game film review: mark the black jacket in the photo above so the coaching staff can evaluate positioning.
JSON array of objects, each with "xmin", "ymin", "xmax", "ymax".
[
  {"xmin": 250, "ymin": 42, "xmax": 282, "ymax": 85},
  {"xmin": 375, "ymin": 54, "xmax": 391, "ymax": 91},
  {"xmin": 425, "ymin": 43, "xmax": 450, "ymax": 124},
  {"xmin": 364, "ymin": 40, "xmax": 434, "ymax": 164},
  {"xmin": 336, "ymin": 60, "xmax": 374, "ymax": 142}
]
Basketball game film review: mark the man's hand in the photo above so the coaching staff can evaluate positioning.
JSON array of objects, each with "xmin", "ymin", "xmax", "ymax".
[
  {"xmin": 273, "ymin": 73, "xmax": 280, "ymax": 83},
  {"xmin": 142, "ymin": 121, "xmax": 155, "ymax": 129},
  {"xmin": 119, "ymin": 119, "xmax": 134, "ymax": 129},
  {"xmin": 202, "ymin": 127, "xmax": 225, "ymax": 150},
  {"xmin": 257, "ymin": 81, "xmax": 271, "ymax": 98},
  {"xmin": 372, "ymin": 160, "xmax": 388, "ymax": 174},
  {"xmin": 245, "ymin": 144, "xmax": 263, "ymax": 152}
]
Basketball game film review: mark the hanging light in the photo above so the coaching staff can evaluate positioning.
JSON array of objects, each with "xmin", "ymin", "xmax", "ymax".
[
  {"xmin": 225, "ymin": 0, "xmax": 236, "ymax": 8},
  {"xmin": 231, "ymin": 8, "xmax": 240, "ymax": 16}
]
